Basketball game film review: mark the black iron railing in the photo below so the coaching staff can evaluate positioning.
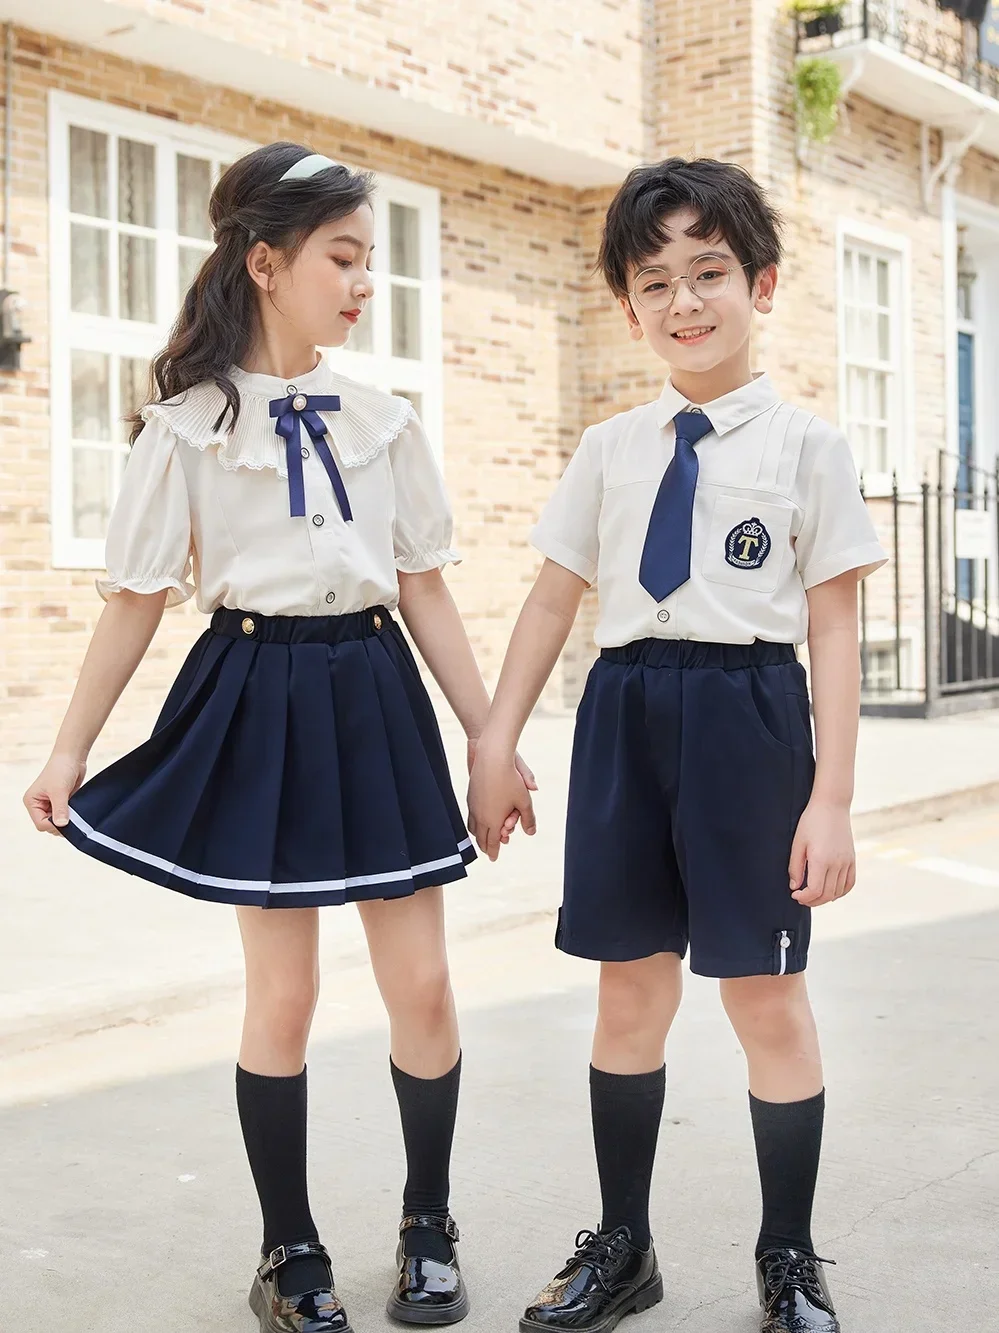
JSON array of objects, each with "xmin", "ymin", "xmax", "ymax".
[
  {"xmin": 797, "ymin": 1, "xmax": 999, "ymax": 103},
  {"xmin": 859, "ymin": 452, "xmax": 999, "ymax": 716}
]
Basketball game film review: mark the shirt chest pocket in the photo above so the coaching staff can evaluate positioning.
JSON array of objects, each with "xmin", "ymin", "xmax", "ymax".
[{"xmin": 701, "ymin": 495, "xmax": 795, "ymax": 595}]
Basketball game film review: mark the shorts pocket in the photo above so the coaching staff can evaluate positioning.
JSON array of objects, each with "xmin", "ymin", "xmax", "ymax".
[{"xmin": 701, "ymin": 495, "xmax": 794, "ymax": 595}]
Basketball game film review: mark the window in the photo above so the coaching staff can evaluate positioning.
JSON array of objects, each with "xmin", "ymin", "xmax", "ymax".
[
  {"xmin": 49, "ymin": 92, "xmax": 443, "ymax": 570},
  {"xmin": 838, "ymin": 227, "xmax": 910, "ymax": 492}
]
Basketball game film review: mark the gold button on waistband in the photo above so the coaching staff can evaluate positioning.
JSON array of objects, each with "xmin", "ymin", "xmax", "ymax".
[
  {"xmin": 241, "ymin": 617, "xmax": 256, "ymax": 635},
  {"xmin": 373, "ymin": 613, "xmax": 383, "ymax": 630}
]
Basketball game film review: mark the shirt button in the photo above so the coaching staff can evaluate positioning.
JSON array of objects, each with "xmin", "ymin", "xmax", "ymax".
[
  {"xmin": 241, "ymin": 617, "xmax": 255, "ymax": 635},
  {"xmin": 312, "ymin": 514, "xmax": 324, "ymax": 527},
  {"xmin": 292, "ymin": 393, "xmax": 308, "ymax": 411},
  {"xmin": 373, "ymin": 613, "xmax": 383, "ymax": 630},
  {"xmin": 301, "ymin": 446, "xmax": 310, "ymax": 459},
  {"xmin": 325, "ymin": 592, "xmax": 336, "ymax": 604},
  {"xmin": 657, "ymin": 609, "xmax": 670, "ymax": 624}
]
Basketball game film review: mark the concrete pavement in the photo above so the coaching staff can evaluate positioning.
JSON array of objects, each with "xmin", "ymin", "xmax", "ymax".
[
  {"xmin": 5, "ymin": 708, "xmax": 999, "ymax": 1056},
  {"xmin": 1, "ymin": 801, "xmax": 998, "ymax": 1330}
]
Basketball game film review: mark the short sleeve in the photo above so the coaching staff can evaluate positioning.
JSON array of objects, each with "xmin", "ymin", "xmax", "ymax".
[
  {"xmin": 529, "ymin": 425, "xmax": 603, "ymax": 584},
  {"xmin": 795, "ymin": 426, "xmax": 888, "ymax": 590},
  {"xmin": 97, "ymin": 415, "xmax": 195, "ymax": 607},
  {"xmin": 389, "ymin": 412, "xmax": 460, "ymax": 573}
]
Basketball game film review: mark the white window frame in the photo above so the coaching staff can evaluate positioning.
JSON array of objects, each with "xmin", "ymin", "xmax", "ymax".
[
  {"xmin": 48, "ymin": 90, "xmax": 443, "ymax": 570},
  {"xmin": 836, "ymin": 219, "xmax": 913, "ymax": 497}
]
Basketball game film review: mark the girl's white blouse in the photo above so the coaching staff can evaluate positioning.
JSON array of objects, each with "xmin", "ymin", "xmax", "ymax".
[{"xmin": 99, "ymin": 360, "xmax": 459, "ymax": 617}]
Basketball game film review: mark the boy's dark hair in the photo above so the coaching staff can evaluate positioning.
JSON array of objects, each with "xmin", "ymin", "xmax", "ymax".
[
  {"xmin": 129, "ymin": 141, "xmax": 375, "ymax": 443},
  {"xmin": 597, "ymin": 158, "xmax": 784, "ymax": 300}
]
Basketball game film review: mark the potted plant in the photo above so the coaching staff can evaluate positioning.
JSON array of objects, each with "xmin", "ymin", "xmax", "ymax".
[
  {"xmin": 794, "ymin": 57, "xmax": 843, "ymax": 142},
  {"xmin": 788, "ymin": 1, "xmax": 846, "ymax": 39}
]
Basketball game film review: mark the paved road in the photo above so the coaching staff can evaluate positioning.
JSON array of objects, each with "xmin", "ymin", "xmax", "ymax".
[{"xmin": 1, "ymin": 805, "xmax": 998, "ymax": 1331}]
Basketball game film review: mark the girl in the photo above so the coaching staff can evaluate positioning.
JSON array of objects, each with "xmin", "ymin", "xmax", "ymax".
[{"xmin": 24, "ymin": 142, "xmax": 534, "ymax": 1333}]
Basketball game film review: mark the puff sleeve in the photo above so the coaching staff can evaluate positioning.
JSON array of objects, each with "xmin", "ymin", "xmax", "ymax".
[
  {"xmin": 96, "ymin": 415, "xmax": 195, "ymax": 606},
  {"xmin": 389, "ymin": 412, "xmax": 461, "ymax": 573}
]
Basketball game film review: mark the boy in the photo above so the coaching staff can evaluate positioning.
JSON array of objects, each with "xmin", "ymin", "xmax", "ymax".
[{"xmin": 467, "ymin": 159, "xmax": 886, "ymax": 1333}]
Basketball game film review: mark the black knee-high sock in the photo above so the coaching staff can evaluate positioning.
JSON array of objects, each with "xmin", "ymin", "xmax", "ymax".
[
  {"xmin": 590, "ymin": 1064, "xmax": 666, "ymax": 1250},
  {"xmin": 235, "ymin": 1065, "xmax": 329, "ymax": 1296},
  {"xmin": 390, "ymin": 1053, "xmax": 461, "ymax": 1262},
  {"xmin": 750, "ymin": 1089, "xmax": 825, "ymax": 1257}
]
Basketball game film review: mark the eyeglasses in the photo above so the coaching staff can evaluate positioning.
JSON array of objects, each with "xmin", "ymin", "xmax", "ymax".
[{"xmin": 630, "ymin": 259, "xmax": 752, "ymax": 312}]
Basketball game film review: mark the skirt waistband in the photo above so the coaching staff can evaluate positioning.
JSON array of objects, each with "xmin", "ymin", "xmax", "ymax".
[
  {"xmin": 600, "ymin": 639, "xmax": 797, "ymax": 670},
  {"xmin": 211, "ymin": 606, "xmax": 393, "ymax": 645}
]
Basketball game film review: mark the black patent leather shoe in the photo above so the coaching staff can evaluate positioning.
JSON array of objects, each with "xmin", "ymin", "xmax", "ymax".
[
  {"xmin": 520, "ymin": 1227, "xmax": 663, "ymax": 1332},
  {"xmin": 249, "ymin": 1240, "xmax": 353, "ymax": 1333},
  {"xmin": 387, "ymin": 1213, "xmax": 469, "ymax": 1325},
  {"xmin": 756, "ymin": 1248, "xmax": 840, "ymax": 1332}
]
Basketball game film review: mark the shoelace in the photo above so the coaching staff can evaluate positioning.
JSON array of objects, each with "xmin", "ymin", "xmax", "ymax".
[
  {"xmin": 761, "ymin": 1251, "xmax": 835, "ymax": 1306},
  {"xmin": 556, "ymin": 1227, "xmax": 632, "ymax": 1291}
]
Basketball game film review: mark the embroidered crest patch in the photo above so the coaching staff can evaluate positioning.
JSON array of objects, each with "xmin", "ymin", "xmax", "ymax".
[{"xmin": 724, "ymin": 517, "xmax": 772, "ymax": 570}]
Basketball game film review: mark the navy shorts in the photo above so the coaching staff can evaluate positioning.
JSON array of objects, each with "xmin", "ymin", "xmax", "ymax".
[{"xmin": 557, "ymin": 639, "xmax": 816, "ymax": 978}]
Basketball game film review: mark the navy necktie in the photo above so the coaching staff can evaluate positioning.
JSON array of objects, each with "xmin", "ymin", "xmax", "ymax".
[{"xmin": 639, "ymin": 410, "xmax": 714, "ymax": 603}]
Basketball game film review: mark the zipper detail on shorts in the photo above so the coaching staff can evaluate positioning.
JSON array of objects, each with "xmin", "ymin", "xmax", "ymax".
[{"xmin": 773, "ymin": 930, "xmax": 792, "ymax": 976}]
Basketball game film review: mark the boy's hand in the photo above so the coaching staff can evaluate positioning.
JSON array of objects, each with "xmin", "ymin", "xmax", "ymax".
[
  {"xmin": 789, "ymin": 798, "xmax": 856, "ymax": 906},
  {"xmin": 467, "ymin": 740, "xmax": 537, "ymax": 861}
]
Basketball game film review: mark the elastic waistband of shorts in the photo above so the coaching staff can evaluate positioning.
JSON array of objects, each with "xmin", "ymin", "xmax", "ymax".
[
  {"xmin": 599, "ymin": 639, "xmax": 798, "ymax": 670},
  {"xmin": 211, "ymin": 606, "xmax": 393, "ymax": 645}
]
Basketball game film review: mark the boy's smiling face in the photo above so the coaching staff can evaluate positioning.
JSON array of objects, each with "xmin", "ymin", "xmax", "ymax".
[{"xmin": 619, "ymin": 206, "xmax": 777, "ymax": 396}]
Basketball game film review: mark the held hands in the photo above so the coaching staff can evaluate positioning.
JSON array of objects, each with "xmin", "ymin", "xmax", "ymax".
[
  {"xmin": 467, "ymin": 734, "xmax": 538, "ymax": 861},
  {"xmin": 23, "ymin": 753, "xmax": 87, "ymax": 837},
  {"xmin": 789, "ymin": 797, "xmax": 856, "ymax": 907}
]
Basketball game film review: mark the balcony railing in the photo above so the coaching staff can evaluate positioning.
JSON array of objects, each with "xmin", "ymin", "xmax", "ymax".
[{"xmin": 797, "ymin": 1, "xmax": 999, "ymax": 102}]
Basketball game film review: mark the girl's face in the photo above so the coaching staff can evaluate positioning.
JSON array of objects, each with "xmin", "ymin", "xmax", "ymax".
[{"xmin": 248, "ymin": 203, "xmax": 376, "ymax": 350}]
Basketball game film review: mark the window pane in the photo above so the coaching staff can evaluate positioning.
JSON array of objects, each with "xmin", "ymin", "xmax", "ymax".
[
  {"xmin": 71, "ymin": 350, "xmax": 111, "ymax": 440},
  {"xmin": 119, "ymin": 356, "xmax": 149, "ymax": 442},
  {"xmin": 877, "ymin": 312, "xmax": 890, "ymax": 361},
  {"xmin": 858, "ymin": 251, "xmax": 872, "ymax": 296},
  {"xmin": 392, "ymin": 388, "xmax": 423, "ymax": 418},
  {"xmin": 873, "ymin": 425, "xmax": 889, "ymax": 473},
  {"xmin": 877, "ymin": 258, "xmax": 890, "ymax": 307},
  {"xmin": 118, "ymin": 138, "xmax": 156, "ymax": 227},
  {"xmin": 348, "ymin": 300, "xmax": 374, "ymax": 354},
  {"xmin": 845, "ymin": 305, "xmax": 857, "ymax": 354},
  {"xmin": 179, "ymin": 244, "xmax": 206, "ymax": 301},
  {"xmin": 390, "ymin": 203, "xmax": 420, "ymax": 278},
  {"xmin": 73, "ymin": 447, "xmax": 114, "ymax": 539},
  {"xmin": 70, "ymin": 223, "xmax": 109, "ymax": 315},
  {"xmin": 119, "ymin": 234, "xmax": 156, "ymax": 322},
  {"xmin": 69, "ymin": 127, "xmax": 108, "ymax": 218},
  {"xmin": 177, "ymin": 155, "xmax": 213, "ymax": 240},
  {"xmin": 391, "ymin": 284, "xmax": 421, "ymax": 360},
  {"xmin": 859, "ymin": 309, "xmax": 875, "ymax": 359}
]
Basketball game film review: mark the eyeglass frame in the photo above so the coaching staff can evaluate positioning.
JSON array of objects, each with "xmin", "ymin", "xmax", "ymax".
[{"xmin": 628, "ymin": 260, "xmax": 754, "ymax": 311}]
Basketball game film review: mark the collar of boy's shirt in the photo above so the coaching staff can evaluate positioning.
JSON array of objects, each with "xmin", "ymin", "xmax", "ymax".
[{"xmin": 655, "ymin": 371, "xmax": 778, "ymax": 436}]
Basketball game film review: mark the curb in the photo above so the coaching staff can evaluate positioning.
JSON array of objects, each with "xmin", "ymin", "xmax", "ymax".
[{"xmin": 852, "ymin": 779, "xmax": 999, "ymax": 838}]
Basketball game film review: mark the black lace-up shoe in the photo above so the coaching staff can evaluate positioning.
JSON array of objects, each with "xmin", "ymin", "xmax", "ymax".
[
  {"xmin": 520, "ymin": 1227, "xmax": 663, "ymax": 1331},
  {"xmin": 249, "ymin": 1241, "xmax": 353, "ymax": 1333},
  {"xmin": 387, "ymin": 1213, "xmax": 469, "ymax": 1325},
  {"xmin": 756, "ymin": 1248, "xmax": 840, "ymax": 1332}
]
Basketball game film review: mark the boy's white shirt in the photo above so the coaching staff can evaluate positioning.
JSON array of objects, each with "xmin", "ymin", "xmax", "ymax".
[{"xmin": 530, "ymin": 372, "xmax": 887, "ymax": 647}]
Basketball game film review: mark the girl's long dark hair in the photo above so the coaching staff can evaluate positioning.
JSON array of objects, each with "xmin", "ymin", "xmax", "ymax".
[{"xmin": 128, "ymin": 141, "xmax": 375, "ymax": 443}]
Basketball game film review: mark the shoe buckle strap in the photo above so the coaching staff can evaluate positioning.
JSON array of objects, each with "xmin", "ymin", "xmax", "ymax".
[
  {"xmin": 399, "ymin": 1213, "xmax": 460, "ymax": 1243},
  {"xmin": 257, "ymin": 1239, "xmax": 330, "ymax": 1281}
]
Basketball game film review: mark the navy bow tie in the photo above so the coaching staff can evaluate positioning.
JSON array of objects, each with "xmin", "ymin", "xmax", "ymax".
[
  {"xmin": 638, "ymin": 410, "xmax": 715, "ymax": 603},
  {"xmin": 269, "ymin": 392, "xmax": 353, "ymax": 522}
]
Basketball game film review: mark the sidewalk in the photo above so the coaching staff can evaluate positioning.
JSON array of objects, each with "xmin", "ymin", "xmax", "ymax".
[{"xmin": 3, "ymin": 708, "xmax": 999, "ymax": 1056}]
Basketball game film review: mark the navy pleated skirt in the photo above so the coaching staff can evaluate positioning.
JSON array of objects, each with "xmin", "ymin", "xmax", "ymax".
[{"xmin": 62, "ymin": 607, "xmax": 476, "ymax": 908}]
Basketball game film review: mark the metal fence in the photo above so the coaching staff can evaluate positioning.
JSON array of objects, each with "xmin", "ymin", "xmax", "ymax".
[{"xmin": 860, "ymin": 452, "xmax": 999, "ymax": 716}]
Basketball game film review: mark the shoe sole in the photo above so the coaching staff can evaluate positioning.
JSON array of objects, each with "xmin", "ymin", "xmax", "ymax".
[
  {"xmin": 386, "ymin": 1287, "xmax": 470, "ymax": 1325},
  {"xmin": 518, "ymin": 1272, "xmax": 664, "ymax": 1333},
  {"xmin": 249, "ymin": 1275, "xmax": 356, "ymax": 1333}
]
